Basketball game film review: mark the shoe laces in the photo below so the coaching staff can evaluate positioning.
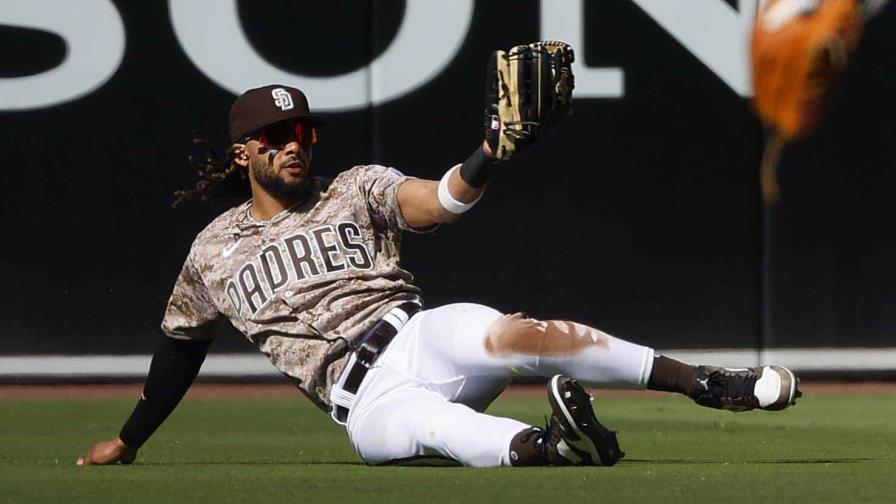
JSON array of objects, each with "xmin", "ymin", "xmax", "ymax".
[
  {"xmin": 523, "ymin": 416, "xmax": 567, "ymax": 463},
  {"xmin": 710, "ymin": 369, "xmax": 757, "ymax": 395},
  {"xmin": 695, "ymin": 367, "xmax": 759, "ymax": 407}
]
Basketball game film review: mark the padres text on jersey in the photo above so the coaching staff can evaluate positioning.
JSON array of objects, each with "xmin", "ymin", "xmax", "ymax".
[{"xmin": 161, "ymin": 165, "xmax": 425, "ymax": 409}]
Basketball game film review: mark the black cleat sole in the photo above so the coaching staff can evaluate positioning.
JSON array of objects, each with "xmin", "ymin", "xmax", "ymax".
[{"xmin": 548, "ymin": 375, "xmax": 625, "ymax": 466}]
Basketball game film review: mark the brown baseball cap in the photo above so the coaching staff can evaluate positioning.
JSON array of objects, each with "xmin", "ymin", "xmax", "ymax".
[{"xmin": 229, "ymin": 84, "xmax": 326, "ymax": 143}]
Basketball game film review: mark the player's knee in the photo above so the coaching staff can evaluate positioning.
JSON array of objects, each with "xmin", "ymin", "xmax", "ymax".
[{"xmin": 484, "ymin": 315, "xmax": 608, "ymax": 357}]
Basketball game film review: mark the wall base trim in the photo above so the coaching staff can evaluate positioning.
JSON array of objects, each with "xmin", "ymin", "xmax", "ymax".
[{"xmin": 1, "ymin": 348, "xmax": 893, "ymax": 379}]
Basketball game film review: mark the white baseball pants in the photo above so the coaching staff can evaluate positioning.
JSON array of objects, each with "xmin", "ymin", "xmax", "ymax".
[{"xmin": 334, "ymin": 303, "xmax": 655, "ymax": 467}]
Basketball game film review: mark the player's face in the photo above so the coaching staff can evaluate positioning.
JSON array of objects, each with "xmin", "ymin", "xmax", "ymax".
[{"xmin": 241, "ymin": 120, "xmax": 315, "ymax": 200}]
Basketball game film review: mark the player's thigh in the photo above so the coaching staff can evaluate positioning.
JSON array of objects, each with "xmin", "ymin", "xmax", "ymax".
[
  {"xmin": 414, "ymin": 303, "xmax": 557, "ymax": 379},
  {"xmin": 414, "ymin": 303, "xmax": 510, "ymax": 376},
  {"xmin": 378, "ymin": 303, "xmax": 507, "ymax": 382}
]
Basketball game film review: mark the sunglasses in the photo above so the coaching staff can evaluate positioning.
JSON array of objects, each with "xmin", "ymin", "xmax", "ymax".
[{"xmin": 244, "ymin": 120, "xmax": 317, "ymax": 148}]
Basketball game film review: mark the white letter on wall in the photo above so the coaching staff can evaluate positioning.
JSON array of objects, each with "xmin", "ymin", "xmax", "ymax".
[
  {"xmin": 0, "ymin": 0, "xmax": 125, "ymax": 111},
  {"xmin": 540, "ymin": 0, "xmax": 625, "ymax": 98},
  {"xmin": 169, "ymin": 0, "xmax": 474, "ymax": 111},
  {"xmin": 630, "ymin": 0, "xmax": 758, "ymax": 95}
]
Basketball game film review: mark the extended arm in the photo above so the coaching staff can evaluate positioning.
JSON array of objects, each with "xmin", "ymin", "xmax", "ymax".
[
  {"xmin": 397, "ymin": 141, "xmax": 498, "ymax": 228},
  {"xmin": 397, "ymin": 40, "xmax": 574, "ymax": 228},
  {"xmin": 77, "ymin": 335, "xmax": 211, "ymax": 465}
]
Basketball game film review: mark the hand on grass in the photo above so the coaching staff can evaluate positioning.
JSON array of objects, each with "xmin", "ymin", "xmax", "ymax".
[{"xmin": 77, "ymin": 437, "xmax": 137, "ymax": 466}]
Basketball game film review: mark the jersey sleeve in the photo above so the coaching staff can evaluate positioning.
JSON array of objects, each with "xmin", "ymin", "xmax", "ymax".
[
  {"xmin": 356, "ymin": 165, "xmax": 432, "ymax": 233},
  {"xmin": 160, "ymin": 251, "xmax": 225, "ymax": 341}
]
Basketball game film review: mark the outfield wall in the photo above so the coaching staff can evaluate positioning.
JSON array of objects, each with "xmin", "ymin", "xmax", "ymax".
[{"xmin": 1, "ymin": 2, "xmax": 894, "ymax": 376}]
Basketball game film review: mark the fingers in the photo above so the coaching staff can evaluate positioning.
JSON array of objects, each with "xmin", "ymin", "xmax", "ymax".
[
  {"xmin": 76, "ymin": 452, "xmax": 95, "ymax": 466},
  {"xmin": 76, "ymin": 439, "xmax": 137, "ymax": 466},
  {"xmin": 76, "ymin": 442, "xmax": 105, "ymax": 466}
]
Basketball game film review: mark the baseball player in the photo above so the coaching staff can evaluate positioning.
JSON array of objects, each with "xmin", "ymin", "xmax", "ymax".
[{"xmin": 78, "ymin": 83, "xmax": 800, "ymax": 468}]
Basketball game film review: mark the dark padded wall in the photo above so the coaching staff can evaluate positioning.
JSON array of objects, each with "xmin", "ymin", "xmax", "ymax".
[{"xmin": 0, "ymin": 1, "xmax": 891, "ymax": 355}]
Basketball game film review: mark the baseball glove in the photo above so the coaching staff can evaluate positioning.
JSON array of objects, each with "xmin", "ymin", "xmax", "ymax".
[{"xmin": 485, "ymin": 41, "xmax": 575, "ymax": 161}]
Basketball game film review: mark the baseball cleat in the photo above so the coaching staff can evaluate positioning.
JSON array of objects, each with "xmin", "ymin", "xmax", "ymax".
[
  {"xmin": 546, "ymin": 374, "xmax": 624, "ymax": 466},
  {"xmin": 688, "ymin": 365, "xmax": 802, "ymax": 412}
]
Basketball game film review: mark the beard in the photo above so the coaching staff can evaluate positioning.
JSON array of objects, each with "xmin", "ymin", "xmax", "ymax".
[{"xmin": 249, "ymin": 154, "xmax": 311, "ymax": 200}]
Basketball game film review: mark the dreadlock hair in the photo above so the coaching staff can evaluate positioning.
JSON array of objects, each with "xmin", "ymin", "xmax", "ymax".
[{"xmin": 172, "ymin": 138, "xmax": 250, "ymax": 208}]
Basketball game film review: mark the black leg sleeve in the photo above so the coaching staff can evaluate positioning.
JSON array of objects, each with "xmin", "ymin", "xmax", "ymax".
[{"xmin": 118, "ymin": 335, "xmax": 211, "ymax": 449}]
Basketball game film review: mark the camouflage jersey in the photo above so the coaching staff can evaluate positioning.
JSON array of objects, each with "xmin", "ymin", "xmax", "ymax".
[{"xmin": 161, "ymin": 165, "xmax": 424, "ymax": 410}]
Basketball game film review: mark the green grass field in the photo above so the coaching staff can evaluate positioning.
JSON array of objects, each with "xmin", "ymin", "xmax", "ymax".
[{"xmin": 2, "ymin": 391, "xmax": 894, "ymax": 503}]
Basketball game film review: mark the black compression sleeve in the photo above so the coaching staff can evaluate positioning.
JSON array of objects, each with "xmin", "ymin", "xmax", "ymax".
[
  {"xmin": 458, "ymin": 146, "xmax": 498, "ymax": 188},
  {"xmin": 118, "ymin": 336, "xmax": 211, "ymax": 448}
]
